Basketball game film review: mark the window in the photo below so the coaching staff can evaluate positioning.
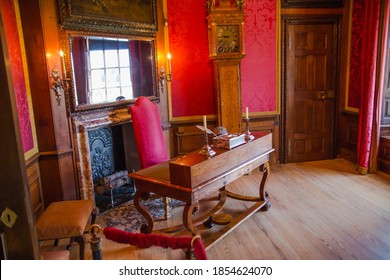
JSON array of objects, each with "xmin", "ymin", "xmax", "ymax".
[{"xmin": 87, "ymin": 37, "xmax": 133, "ymax": 104}]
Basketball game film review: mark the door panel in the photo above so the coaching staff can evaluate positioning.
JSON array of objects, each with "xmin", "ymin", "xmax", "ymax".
[{"xmin": 286, "ymin": 22, "xmax": 338, "ymax": 163}]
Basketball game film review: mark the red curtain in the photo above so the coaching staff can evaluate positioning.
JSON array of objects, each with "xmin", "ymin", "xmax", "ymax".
[
  {"xmin": 356, "ymin": 0, "xmax": 385, "ymax": 174},
  {"xmin": 72, "ymin": 37, "xmax": 88, "ymax": 105},
  {"xmin": 128, "ymin": 41, "xmax": 153, "ymax": 97}
]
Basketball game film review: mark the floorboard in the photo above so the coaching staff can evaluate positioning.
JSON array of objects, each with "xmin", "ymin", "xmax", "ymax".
[{"xmin": 44, "ymin": 158, "xmax": 390, "ymax": 260}]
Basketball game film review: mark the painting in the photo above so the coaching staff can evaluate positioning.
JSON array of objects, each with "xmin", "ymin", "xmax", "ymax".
[{"xmin": 58, "ymin": 0, "xmax": 157, "ymax": 35}]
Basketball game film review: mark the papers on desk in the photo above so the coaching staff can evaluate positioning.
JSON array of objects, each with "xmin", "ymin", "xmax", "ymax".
[{"xmin": 213, "ymin": 134, "xmax": 246, "ymax": 149}]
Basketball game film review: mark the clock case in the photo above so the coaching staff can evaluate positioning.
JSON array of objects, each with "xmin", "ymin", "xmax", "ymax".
[
  {"xmin": 206, "ymin": 1, "xmax": 246, "ymax": 134},
  {"xmin": 207, "ymin": 4, "xmax": 245, "ymax": 60}
]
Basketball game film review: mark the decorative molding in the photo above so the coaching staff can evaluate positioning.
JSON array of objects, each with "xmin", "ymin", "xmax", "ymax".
[
  {"xmin": 39, "ymin": 149, "xmax": 74, "ymax": 160},
  {"xmin": 281, "ymin": 14, "xmax": 341, "ymax": 163},
  {"xmin": 234, "ymin": 0, "xmax": 246, "ymax": 10},
  {"xmin": 57, "ymin": 0, "xmax": 157, "ymax": 36},
  {"xmin": 60, "ymin": 28, "xmax": 159, "ymax": 116},
  {"xmin": 281, "ymin": 0, "xmax": 344, "ymax": 8},
  {"xmin": 71, "ymin": 107, "xmax": 132, "ymax": 202}
]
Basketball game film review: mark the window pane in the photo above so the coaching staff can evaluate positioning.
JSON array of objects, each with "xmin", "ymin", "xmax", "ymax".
[
  {"xmin": 119, "ymin": 49, "xmax": 130, "ymax": 67},
  {"xmin": 107, "ymin": 87, "xmax": 120, "ymax": 101},
  {"xmin": 120, "ymin": 67, "xmax": 131, "ymax": 86},
  {"xmin": 105, "ymin": 49, "xmax": 118, "ymax": 68},
  {"xmin": 90, "ymin": 69, "xmax": 105, "ymax": 89},
  {"xmin": 91, "ymin": 89, "xmax": 106, "ymax": 103},
  {"xmin": 90, "ymin": 50, "xmax": 104, "ymax": 69},
  {"xmin": 106, "ymin": 68, "xmax": 120, "ymax": 87},
  {"xmin": 121, "ymin": 87, "xmax": 133, "ymax": 99}
]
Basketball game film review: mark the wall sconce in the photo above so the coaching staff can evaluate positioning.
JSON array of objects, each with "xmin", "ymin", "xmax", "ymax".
[
  {"xmin": 51, "ymin": 67, "xmax": 63, "ymax": 106},
  {"xmin": 51, "ymin": 50, "xmax": 70, "ymax": 106},
  {"xmin": 159, "ymin": 53, "xmax": 172, "ymax": 86}
]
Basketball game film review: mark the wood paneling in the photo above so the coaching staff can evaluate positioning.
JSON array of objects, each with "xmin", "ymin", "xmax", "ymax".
[
  {"xmin": 174, "ymin": 125, "xmax": 214, "ymax": 156},
  {"xmin": 379, "ymin": 136, "xmax": 390, "ymax": 174},
  {"xmin": 246, "ymin": 117, "xmax": 280, "ymax": 164},
  {"xmin": 172, "ymin": 116, "xmax": 279, "ymax": 164},
  {"xmin": 0, "ymin": 17, "xmax": 39, "ymax": 258},
  {"xmin": 214, "ymin": 60, "xmax": 242, "ymax": 134},
  {"xmin": 337, "ymin": 112, "xmax": 358, "ymax": 163},
  {"xmin": 19, "ymin": 0, "xmax": 78, "ymax": 205},
  {"xmin": 26, "ymin": 155, "xmax": 44, "ymax": 220}
]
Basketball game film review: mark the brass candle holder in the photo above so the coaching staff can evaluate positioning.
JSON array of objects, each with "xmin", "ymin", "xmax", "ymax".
[
  {"xmin": 199, "ymin": 130, "xmax": 216, "ymax": 157},
  {"xmin": 244, "ymin": 117, "xmax": 254, "ymax": 142}
]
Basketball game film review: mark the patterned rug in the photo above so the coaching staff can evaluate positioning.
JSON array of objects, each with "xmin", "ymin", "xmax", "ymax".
[{"xmin": 95, "ymin": 198, "xmax": 184, "ymax": 232}]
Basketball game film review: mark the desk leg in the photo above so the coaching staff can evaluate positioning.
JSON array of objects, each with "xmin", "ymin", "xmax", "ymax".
[
  {"xmin": 183, "ymin": 203, "xmax": 200, "ymax": 236},
  {"xmin": 259, "ymin": 162, "xmax": 271, "ymax": 211},
  {"xmin": 134, "ymin": 190, "xmax": 154, "ymax": 233}
]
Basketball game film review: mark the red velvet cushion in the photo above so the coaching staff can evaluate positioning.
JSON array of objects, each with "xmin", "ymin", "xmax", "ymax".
[{"xmin": 130, "ymin": 97, "xmax": 168, "ymax": 168}]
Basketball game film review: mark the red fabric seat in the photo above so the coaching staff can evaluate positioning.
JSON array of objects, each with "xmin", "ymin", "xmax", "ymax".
[
  {"xmin": 130, "ymin": 96, "xmax": 168, "ymax": 168},
  {"xmin": 130, "ymin": 97, "xmax": 171, "ymax": 219}
]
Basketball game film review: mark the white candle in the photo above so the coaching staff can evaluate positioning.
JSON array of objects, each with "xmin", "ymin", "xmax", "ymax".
[
  {"xmin": 167, "ymin": 53, "xmax": 172, "ymax": 73},
  {"xmin": 203, "ymin": 115, "xmax": 207, "ymax": 130},
  {"xmin": 246, "ymin": 107, "xmax": 249, "ymax": 119},
  {"xmin": 59, "ymin": 50, "xmax": 66, "ymax": 78}
]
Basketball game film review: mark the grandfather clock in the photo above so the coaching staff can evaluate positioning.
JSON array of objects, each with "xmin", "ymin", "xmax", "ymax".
[{"xmin": 207, "ymin": 0, "xmax": 245, "ymax": 134}]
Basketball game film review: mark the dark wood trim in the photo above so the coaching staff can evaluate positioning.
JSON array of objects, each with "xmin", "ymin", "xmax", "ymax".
[
  {"xmin": 281, "ymin": 0, "xmax": 344, "ymax": 9},
  {"xmin": 337, "ymin": 111, "xmax": 358, "ymax": 163},
  {"xmin": 0, "ymin": 15, "xmax": 39, "ymax": 259},
  {"xmin": 171, "ymin": 115, "xmax": 280, "ymax": 164},
  {"xmin": 379, "ymin": 136, "xmax": 390, "ymax": 174},
  {"xmin": 39, "ymin": 149, "xmax": 74, "ymax": 160},
  {"xmin": 281, "ymin": 14, "xmax": 341, "ymax": 163}
]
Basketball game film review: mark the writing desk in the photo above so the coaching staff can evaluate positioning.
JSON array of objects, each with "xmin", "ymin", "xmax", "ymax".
[{"xmin": 129, "ymin": 132, "xmax": 274, "ymax": 249}]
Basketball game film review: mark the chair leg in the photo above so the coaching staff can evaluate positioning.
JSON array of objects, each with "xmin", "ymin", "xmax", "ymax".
[
  {"xmin": 66, "ymin": 237, "xmax": 74, "ymax": 251},
  {"xmin": 66, "ymin": 236, "xmax": 85, "ymax": 260},
  {"xmin": 74, "ymin": 236, "xmax": 85, "ymax": 260},
  {"xmin": 91, "ymin": 207, "xmax": 97, "ymax": 224}
]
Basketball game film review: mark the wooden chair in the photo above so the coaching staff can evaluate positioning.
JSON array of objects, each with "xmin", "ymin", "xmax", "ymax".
[
  {"xmin": 129, "ymin": 96, "xmax": 171, "ymax": 219},
  {"xmin": 35, "ymin": 200, "xmax": 96, "ymax": 260}
]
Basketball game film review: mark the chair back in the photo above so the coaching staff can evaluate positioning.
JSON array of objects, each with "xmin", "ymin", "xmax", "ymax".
[{"xmin": 130, "ymin": 96, "xmax": 168, "ymax": 168}]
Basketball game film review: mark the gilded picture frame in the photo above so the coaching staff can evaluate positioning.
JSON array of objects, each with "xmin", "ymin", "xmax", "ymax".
[{"xmin": 57, "ymin": 0, "xmax": 157, "ymax": 35}]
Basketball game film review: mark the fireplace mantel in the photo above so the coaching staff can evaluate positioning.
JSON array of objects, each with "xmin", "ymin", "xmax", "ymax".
[{"xmin": 72, "ymin": 108, "xmax": 132, "ymax": 202}]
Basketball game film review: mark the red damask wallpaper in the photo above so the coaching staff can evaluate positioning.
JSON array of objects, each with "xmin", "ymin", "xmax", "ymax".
[
  {"xmin": 241, "ymin": 0, "xmax": 277, "ymax": 114},
  {"xmin": 168, "ymin": 0, "xmax": 278, "ymax": 118},
  {"xmin": 1, "ymin": 0, "xmax": 35, "ymax": 154},
  {"xmin": 167, "ymin": 0, "xmax": 215, "ymax": 118},
  {"xmin": 347, "ymin": 0, "xmax": 363, "ymax": 110}
]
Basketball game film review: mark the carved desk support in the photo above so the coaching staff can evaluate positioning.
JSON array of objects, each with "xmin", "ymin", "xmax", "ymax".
[{"xmin": 130, "ymin": 132, "xmax": 274, "ymax": 249}]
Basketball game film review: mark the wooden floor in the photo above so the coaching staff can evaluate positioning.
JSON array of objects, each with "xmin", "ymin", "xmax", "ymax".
[{"xmin": 62, "ymin": 158, "xmax": 390, "ymax": 260}]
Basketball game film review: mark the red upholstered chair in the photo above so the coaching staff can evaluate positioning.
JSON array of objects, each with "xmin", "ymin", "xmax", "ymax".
[{"xmin": 130, "ymin": 96, "xmax": 170, "ymax": 218}]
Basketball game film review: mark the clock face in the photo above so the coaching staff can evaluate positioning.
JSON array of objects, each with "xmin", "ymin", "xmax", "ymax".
[{"xmin": 217, "ymin": 25, "xmax": 240, "ymax": 54}]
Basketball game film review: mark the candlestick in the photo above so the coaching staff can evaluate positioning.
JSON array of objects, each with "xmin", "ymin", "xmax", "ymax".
[
  {"xmin": 245, "ymin": 115, "xmax": 254, "ymax": 142},
  {"xmin": 246, "ymin": 107, "xmax": 249, "ymax": 119},
  {"xmin": 203, "ymin": 115, "xmax": 207, "ymax": 130},
  {"xmin": 167, "ymin": 53, "xmax": 172, "ymax": 73},
  {"xmin": 59, "ymin": 50, "xmax": 66, "ymax": 78}
]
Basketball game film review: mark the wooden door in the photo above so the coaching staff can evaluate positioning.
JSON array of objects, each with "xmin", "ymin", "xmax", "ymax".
[{"xmin": 284, "ymin": 19, "xmax": 339, "ymax": 163}]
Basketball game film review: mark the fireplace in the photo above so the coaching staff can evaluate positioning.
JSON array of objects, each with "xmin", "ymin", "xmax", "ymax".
[{"xmin": 71, "ymin": 108, "xmax": 140, "ymax": 206}]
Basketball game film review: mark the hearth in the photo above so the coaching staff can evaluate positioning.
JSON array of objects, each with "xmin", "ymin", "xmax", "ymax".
[
  {"xmin": 88, "ymin": 126, "xmax": 137, "ymax": 212},
  {"xmin": 71, "ymin": 109, "xmax": 140, "ymax": 206}
]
